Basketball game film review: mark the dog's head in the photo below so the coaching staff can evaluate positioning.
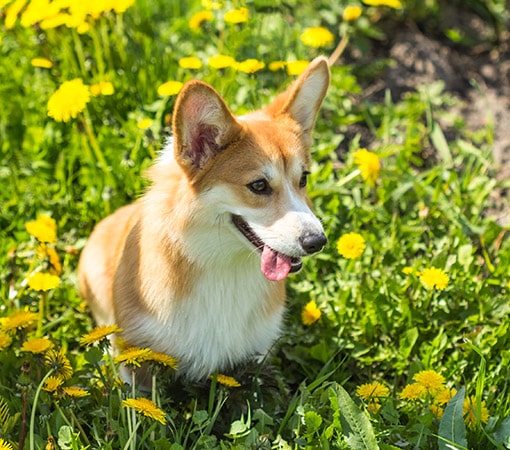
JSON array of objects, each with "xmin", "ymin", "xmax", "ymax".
[{"xmin": 171, "ymin": 57, "xmax": 330, "ymax": 281}]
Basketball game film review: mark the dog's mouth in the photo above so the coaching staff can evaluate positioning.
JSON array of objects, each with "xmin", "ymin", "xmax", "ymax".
[{"xmin": 231, "ymin": 214, "xmax": 302, "ymax": 282}]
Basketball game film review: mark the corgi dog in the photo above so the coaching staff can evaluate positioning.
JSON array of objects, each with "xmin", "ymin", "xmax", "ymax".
[{"xmin": 78, "ymin": 56, "xmax": 330, "ymax": 381}]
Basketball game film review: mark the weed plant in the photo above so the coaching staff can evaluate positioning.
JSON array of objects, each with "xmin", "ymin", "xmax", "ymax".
[{"xmin": 1, "ymin": 0, "xmax": 509, "ymax": 449}]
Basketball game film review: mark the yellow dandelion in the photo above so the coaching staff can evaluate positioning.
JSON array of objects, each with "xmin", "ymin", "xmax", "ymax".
[
  {"xmin": 25, "ymin": 214, "xmax": 57, "ymax": 244},
  {"xmin": 80, "ymin": 324, "xmax": 122, "ymax": 346},
  {"xmin": 362, "ymin": 0, "xmax": 402, "ymax": 8},
  {"xmin": 178, "ymin": 56, "xmax": 203, "ymax": 70},
  {"xmin": 286, "ymin": 60, "xmax": 309, "ymax": 76},
  {"xmin": 235, "ymin": 59, "xmax": 265, "ymax": 74},
  {"xmin": 137, "ymin": 118, "xmax": 153, "ymax": 130},
  {"xmin": 213, "ymin": 373, "xmax": 241, "ymax": 387},
  {"xmin": 63, "ymin": 386, "xmax": 89, "ymax": 398},
  {"xmin": 111, "ymin": 0, "xmax": 134, "ymax": 14},
  {"xmin": 122, "ymin": 397, "xmax": 166, "ymax": 424},
  {"xmin": 202, "ymin": 0, "xmax": 222, "ymax": 9},
  {"xmin": 40, "ymin": 13, "xmax": 69, "ymax": 30},
  {"xmin": 300, "ymin": 27, "xmax": 334, "ymax": 48},
  {"xmin": 402, "ymin": 266, "xmax": 413, "ymax": 275},
  {"xmin": 463, "ymin": 396, "xmax": 489, "ymax": 429},
  {"xmin": 157, "ymin": 80, "xmax": 183, "ymax": 96},
  {"xmin": 413, "ymin": 370, "xmax": 445, "ymax": 392},
  {"xmin": 353, "ymin": 148, "xmax": 380, "ymax": 187},
  {"xmin": 114, "ymin": 346, "xmax": 152, "ymax": 368},
  {"xmin": 337, "ymin": 232, "xmax": 366, "ymax": 259},
  {"xmin": 399, "ymin": 383, "xmax": 426, "ymax": 401},
  {"xmin": 434, "ymin": 387, "xmax": 457, "ymax": 405},
  {"xmin": 189, "ymin": 10, "xmax": 213, "ymax": 31},
  {"xmin": 343, "ymin": 5, "xmax": 362, "ymax": 22},
  {"xmin": 208, "ymin": 54, "xmax": 236, "ymax": 69},
  {"xmin": 45, "ymin": 348, "xmax": 73, "ymax": 380},
  {"xmin": 5, "ymin": 0, "xmax": 27, "ymax": 29},
  {"xmin": 21, "ymin": 337, "xmax": 54, "ymax": 354},
  {"xmin": 89, "ymin": 80, "xmax": 114, "ymax": 96},
  {"xmin": 268, "ymin": 61, "xmax": 286, "ymax": 71},
  {"xmin": 27, "ymin": 272, "xmax": 60, "ymax": 291},
  {"xmin": 145, "ymin": 350, "xmax": 179, "ymax": 370},
  {"xmin": 1, "ymin": 310, "xmax": 39, "ymax": 334},
  {"xmin": 301, "ymin": 300, "xmax": 321, "ymax": 326},
  {"xmin": 43, "ymin": 375, "xmax": 64, "ymax": 393},
  {"xmin": 367, "ymin": 401, "xmax": 381, "ymax": 414},
  {"xmin": 47, "ymin": 78, "xmax": 90, "ymax": 122},
  {"xmin": 31, "ymin": 57, "xmax": 53, "ymax": 69},
  {"xmin": 0, "ymin": 438, "xmax": 14, "ymax": 450},
  {"xmin": 430, "ymin": 404, "xmax": 443, "ymax": 419},
  {"xmin": 419, "ymin": 267, "xmax": 449, "ymax": 290},
  {"xmin": 43, "ymin": 245, "xmax": 62, "ymax": 275},
  {"xmin": 224, "ymin": 7, "xmax": 248, "ymax": 24},
  {"xmin": 356, "ymin": 381, "xmax": 390, "ymax": 400},
  {"xmin": 0, "ymin": 332, "xmax": 13, "ymax": 350}
]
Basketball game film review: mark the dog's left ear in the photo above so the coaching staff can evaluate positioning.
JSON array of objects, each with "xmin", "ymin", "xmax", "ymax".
[
  {"xmin": 269, "ymin": 56, "xmax": 330, "ymax": 144},
  {"xmin": 172, "ymin": 81, "xmax": 243, "ymax": 173}
]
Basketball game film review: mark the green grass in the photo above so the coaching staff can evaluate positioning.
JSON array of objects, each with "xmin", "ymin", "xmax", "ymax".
[{"xmin": 1, "ymin": 0, "xmax": 510, "ymax": 448}]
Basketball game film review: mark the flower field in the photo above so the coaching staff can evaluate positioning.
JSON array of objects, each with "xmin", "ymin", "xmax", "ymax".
[{"xmin": 1, "ymin": 0, "xmax": 510, "ymax": 448}]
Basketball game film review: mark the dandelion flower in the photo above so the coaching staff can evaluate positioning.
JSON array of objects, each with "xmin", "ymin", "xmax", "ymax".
[
  {"xmin": 353, "ymin": 148, "xmax": 380, "ymax": 187},
  {"xmin": 5, "ymin": 0, "xmax": 26, "ymax": 29},
  {"xmin": 413, "ymin": 370, "xmax": 445, "ymax": 392},
  {"xmin": 178, "ymin": 56, "xmax": 202, "ymax": 69},
  {"xmin": 63, "ymin": 386, "xmax": 89, "ymax": 398},
  {"xmin": 362, "ymin": 0, "xmax": 402, "ymax": 9},
  {"xmin": 430, "ymin": 404, "xmax": 443, "ymax": 419},
  {"xmin": 434, "ymin": 387, "xmax": 457, "ymax": 405},
  {"xmin": 213, "ymin": 373, "xmax": 241, "ymax": 387},
  {"xmin": 45, "ymin": 348, "xmax": 73, "ymax": 380},
  {"xmin": 224, "ymin": 7, "xmax": 248, "ymax": 24},
  {"xmin": 1, "ymin": 310, "xmax": 39, "ymax": 334},
  {"xmin": 25, "ymin": 214, "xmax": 57, "ymax": 243},
  {"xmin": 300, "ymin": 27, "xmax": 334, "ymax": 48},
  {"xmin": 0, "ymin": 438, "xmax": 14, "ymax": 450},
  {"xmin": 402, "ymin": 266, "xmax": 413, "ymax": 275},
  {"xmin": 399, "ymin": 383, "xmax": 426, "ymax": 401},
  {"xmin": 137, "ymin": 118, "xmax": 153, "ymax": 130},
  {"xmin": 157, "ymin": 80, "xmax": 183, "ymax": 96},
  {"xmin": 235, "ymin": 59, "xmax": 265, "ymax": 74},
  {"xmin": 43, "ymin": 375, "xmax": 64, "ymax": 393},
  {"xmin": 89, "ymin": 80, "xmax": 114, "ymax": 96},
  {"xmin": 301, "ymin": 300, "xmax": 321, "ymax": 326},
  {"xmin": 111, "ymin": 0, "xmax": 134, "ymax": 14},
  {"xmin": 114, "ymin": 346, "xmax": 152, "ymax": 367},
  {"xmin": 356, "ymin": 382, "xmax": 390, "ymax": 400},
  {"xmin": 21, "ymin": 337, "xmax": 54, "ymax": 354},
  {"xmin": 269, "ymin": 61, "xmax": 286, "ymax": 71},
  {"xmin": 145, "ymin": 350, "xmax": 179, "ymax": 370},
  {"xmin": 80, "ymin": 324, "xmax": 122, "ymax": 346},
  {"xmin": 337, "ymin": 232, "xmax": 366, "ymax": 259},
  {"xmin": 47, "ymin": 78, "xmax": 90, "ymax": 122},
  {"xmin": 189, "ymin": 10, "xmax": 213, "ymax": 31},
  {"xmin": 42, "ymin": 245, "xmax": 62, "ymax": 275},
  {"xmin": 463, "ymin": 396, "xmax": 489, "ymax": 429},
  {"xmin": 208, "ymin": 54, "xmax": 236, "ymax": 69},
  {"xmin": 286, "ymin": 60, "xmax": 309, "ymax": 76},
  {"xmin": 419, "ymin": 267, "xmax": 449, "ymax": 290},
  {"xmin": 367, "ymin": 401, "xmax": 381, "ymax": 414},
  {"xmin": 0, "ymin": 332, "xmax": 13, "ymax": 350},
  {"xmin": 202, "ymin": 0, "xmax": 222, "ymax": 9},
  {"xmin": 27, "ymin": 272, "xmax": 60, "ymax": 291},
  {"xmin": 343, "ymin": 6, "xmax": 362, "ymax": 21},
  {"xmin": 122, "ymin": 397, "xmax": 166, "ymax": 424},
  {"xmin": 31, "ymin": 57, "xmax": 53, "ymax": 69}
]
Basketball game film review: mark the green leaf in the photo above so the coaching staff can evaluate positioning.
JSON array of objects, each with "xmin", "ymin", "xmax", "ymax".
[
  {"xmin": 493, "ymin": 415, "xmax": 510, "ymax": 447},
  {"xmin": 304, "ymin": 410, "xmax": 323, "ymax": 435},
  {"xmin": 430, "ymin": 121, "xmax": 453, "ymax": 166},
  {"xmin": 438, "ymin": 386, "xmax": 468, "ymax": 450},
  {"xmin": 331, "ymin": 384, "xmax": 379, "ymax": 450}
]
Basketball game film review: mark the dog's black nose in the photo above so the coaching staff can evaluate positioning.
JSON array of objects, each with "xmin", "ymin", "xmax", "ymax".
[{"xmin": 300, "ymin": 232, "xmax": 327, "ymax": 254}]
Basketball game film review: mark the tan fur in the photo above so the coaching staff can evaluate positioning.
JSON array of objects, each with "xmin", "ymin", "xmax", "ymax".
[{"xmin": 78, "ymin": 57, "xmax": 330, "ymax": 380}]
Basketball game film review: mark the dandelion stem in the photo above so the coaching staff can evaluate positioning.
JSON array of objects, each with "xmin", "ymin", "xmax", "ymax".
[
  {"xmin": 30, "ymin": 368, "xmax": 55, "ymax": 450},
  {"xmin": 123, "ymin": 420, "xmax": 141, "ymax": 450},
  {"xmin": 328, "ymin": 33, "xmax": 350, "ymax": 66}
]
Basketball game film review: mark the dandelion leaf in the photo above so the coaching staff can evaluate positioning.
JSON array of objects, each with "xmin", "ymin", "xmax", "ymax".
[
  {"xmin": 330, "ymin": 384, "xmax": 379, "ymax": 450},
  {"xmin": 438, "ymin": 386, "xmax": 467, "ymax": 450},
  {"xmin": 493, "ymin": 415, "xmax": 510, "ymax": 447}
]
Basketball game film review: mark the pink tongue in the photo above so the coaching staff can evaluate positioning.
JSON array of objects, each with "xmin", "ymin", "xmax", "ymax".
[{"xmin": 261, "ymin": 245, "xmax": 292, "ymax": 281}]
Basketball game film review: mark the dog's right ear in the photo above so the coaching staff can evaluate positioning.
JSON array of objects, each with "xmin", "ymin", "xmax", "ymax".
[{"xmin": 172, "ymin": 81, "xmax": 242, "ymax": 173}]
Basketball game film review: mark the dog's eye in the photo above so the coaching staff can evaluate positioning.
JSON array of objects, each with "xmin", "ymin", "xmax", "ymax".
[
  {"xmin": 299, "ymin": 171, "xmax": 310, "ymax": 189},
  {"xmin": 247, "ymin": 179, "xmax": 272, "ymax": 195}
]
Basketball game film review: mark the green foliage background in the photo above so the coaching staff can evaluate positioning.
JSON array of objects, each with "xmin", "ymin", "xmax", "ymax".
[{"xmin": 1, "ymin": 0, "xmax": 509, "ymax": 448}]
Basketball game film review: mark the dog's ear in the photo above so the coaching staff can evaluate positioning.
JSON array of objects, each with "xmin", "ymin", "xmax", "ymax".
[
  {"xmin": 172, "ymin": 81, "xmax": 242, "ymax": 172},
  {"xmin": 268, "ymin": 56, "xmax": 330, "ymax": 143}
]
